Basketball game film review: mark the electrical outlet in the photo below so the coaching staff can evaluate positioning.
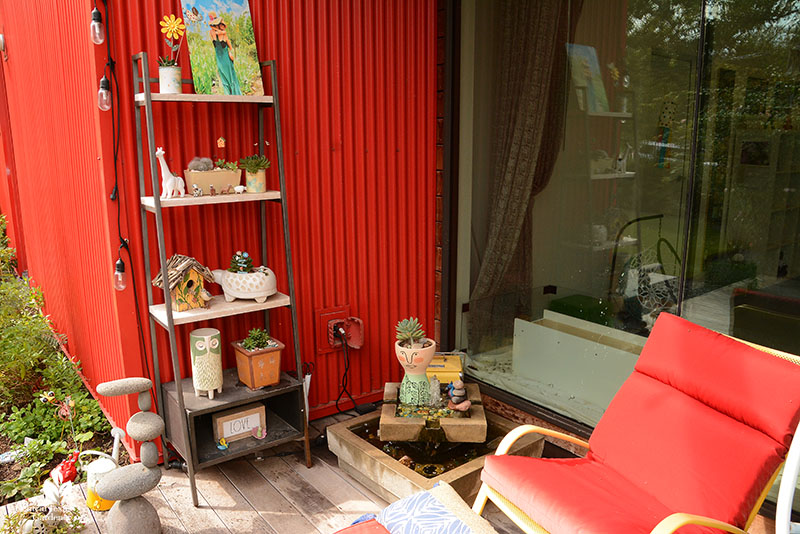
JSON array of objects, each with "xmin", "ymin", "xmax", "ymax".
[{"xmin": 315, "ymin": 305, "xmax": 349, "ymax": 354}]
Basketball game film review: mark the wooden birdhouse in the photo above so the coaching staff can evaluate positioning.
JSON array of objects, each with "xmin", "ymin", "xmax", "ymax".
[{"xmin": 152, "ymin": 254, "xmax": 215, "ymax": 312}]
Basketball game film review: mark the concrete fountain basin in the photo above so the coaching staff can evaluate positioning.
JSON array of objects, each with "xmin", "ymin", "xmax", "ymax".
[{"xmin": 326, "ymin": 410, "xmax": 544, "ymax": 503}]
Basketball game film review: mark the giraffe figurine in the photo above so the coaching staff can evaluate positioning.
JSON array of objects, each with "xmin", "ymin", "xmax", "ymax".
[{"xmin": 156, "ymin": 147, "xmax": 185, "ymax": 199}]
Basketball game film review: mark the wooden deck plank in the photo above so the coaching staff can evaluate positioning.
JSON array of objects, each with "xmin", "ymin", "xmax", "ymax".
[
  {"xmin": 249, "ymin": 455, "xmax": 349, "ymax": 533},
  {"xmin": 282, "ymin": 451, "xmax": 383, "ymax": 522},
  {"xmin": 194, "ymin": 466, "xmax": 275, "ymax": 534},
  {"xmin": 69, "ymin": 484, "xmax": 101, "ymax": 534},
  {"xmin": 146, "ymin": 485, "xmax": 189, "ymax": 534},
  {"xmin": 157, "ymin": 467, "xmax": 231, "ymax": 533},
  {"xmin": 219, "ymin": 458, "xmax": 318, "ymax": 534}
]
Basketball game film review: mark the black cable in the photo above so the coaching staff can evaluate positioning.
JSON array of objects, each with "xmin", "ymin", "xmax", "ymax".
[
  {"xmin": 102, "ymin": 0, "xmax": 151, "ymax": 383},
  {"xmin": 334, "ymin": 327, "xmax": 358, "ymax": 415}
]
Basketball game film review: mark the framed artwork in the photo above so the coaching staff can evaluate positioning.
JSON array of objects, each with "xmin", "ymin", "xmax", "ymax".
[
  {"xmin": 567, "ymin": 44, "xmax": 609, "ymax": 113},
  {"xmin": 181, "ymin": 1, "xmax": 264, "ymax": 96}
]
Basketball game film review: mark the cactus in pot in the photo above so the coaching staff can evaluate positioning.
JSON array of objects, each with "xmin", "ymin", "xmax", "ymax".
[{"xmin": 394, "ymin": 317, "xmax": 436, "ymax": 406}]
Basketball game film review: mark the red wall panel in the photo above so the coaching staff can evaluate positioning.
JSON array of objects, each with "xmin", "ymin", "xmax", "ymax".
[{"xmin": 0, "ymin": 0, "xmax": 436, "ymax": 443}]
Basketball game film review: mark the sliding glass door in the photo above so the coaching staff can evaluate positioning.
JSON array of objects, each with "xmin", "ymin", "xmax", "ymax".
[{"xmin": 456, "ymin": 0, "xmax": 800, "ymax": 427}]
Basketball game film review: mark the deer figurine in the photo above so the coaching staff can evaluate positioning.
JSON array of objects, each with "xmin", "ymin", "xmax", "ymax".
[{"xmin": 156, "ymin": 147, "xmax": 185, "ymax": 199}]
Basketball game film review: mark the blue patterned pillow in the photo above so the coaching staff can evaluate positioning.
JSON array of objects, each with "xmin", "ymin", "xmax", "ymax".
[{"xmin": 376, "ymin": 483, "xmax": 497, "ymax": 534}]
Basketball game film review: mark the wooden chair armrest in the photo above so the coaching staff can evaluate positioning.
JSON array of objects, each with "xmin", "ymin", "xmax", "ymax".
[
  {"xmin": 650, "ymin": 513, "xmax": 747, "ymax": 534},
  {"xmin": 495, "ymin": 424, "xmax": 590, "ymax": 455}
]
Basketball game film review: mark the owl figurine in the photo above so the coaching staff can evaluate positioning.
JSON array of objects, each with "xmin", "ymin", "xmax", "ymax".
[{"xmin": 190, "ymin": 328, "xmax": 223, "ymax": 399}]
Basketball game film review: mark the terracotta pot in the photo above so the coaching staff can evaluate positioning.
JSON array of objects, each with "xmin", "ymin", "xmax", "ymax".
[
  {"xmin": 394, "ymin": 338, "xmax": 436, "ymax": 378},
  {"xmin": 245, "ymin": 169, "xmax": 267, "ymax": 192},
  {"xmin": 158, "ymin": 66, "xmax": 182, "ymax": 94},
  {"xmin": 232, "ymin": 339, "xmax": 284, "ymax": 389},
  {"xmin": 183, "ymin": 169, "xmax": 242, "ymax": 195}
]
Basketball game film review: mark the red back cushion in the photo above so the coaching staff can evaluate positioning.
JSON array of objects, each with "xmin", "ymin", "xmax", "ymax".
[{"xmin": 589, "ymin": 313, "xmax": 800, "ymax": 526}]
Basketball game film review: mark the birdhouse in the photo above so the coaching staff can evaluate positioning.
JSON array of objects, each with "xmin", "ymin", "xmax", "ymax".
[{"xmin": 152, "ymin": 254, "xmax": 215, "ymax": 312}]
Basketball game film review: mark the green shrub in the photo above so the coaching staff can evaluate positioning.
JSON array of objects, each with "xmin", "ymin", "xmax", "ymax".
[{"xmin": 0, "ymin": 215, "xmax": 16, "ymax": 275}]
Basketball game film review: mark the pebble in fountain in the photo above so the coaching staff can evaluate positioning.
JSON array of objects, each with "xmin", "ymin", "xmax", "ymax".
[{"xmin": 94, "ymin": 377, "xmax": 164, "ymax": 534}]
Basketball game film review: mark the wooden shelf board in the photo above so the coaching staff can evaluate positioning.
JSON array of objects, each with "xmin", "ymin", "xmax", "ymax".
[
  {"xmin": 141, "ymin": 191, "xmax": 280, "ymax": 212},
  {"xmin": 162, "ymin": 369, "xmax": 303, "ymax": 416},
  {"xmin": 591, "ymin": 172, "xmax": 636, "ymax": 180},
  {"xmin": 150, "ymin": 293, "xmax": 291, "ymax": 327},
  {"xmin": 135, "ymin": 92, "xmax": 274, "ymax": 105},
  {"xmin": 195, "ymin": 407, "xmax": 301, "ymax": 468}
]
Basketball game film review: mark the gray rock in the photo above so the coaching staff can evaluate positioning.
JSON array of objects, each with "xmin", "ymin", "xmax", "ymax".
[
  {"xmin": 127, "ymin": 411, "xmax": 165, "ymax": 442},
  {"xmin": 97, "ymin": 378, "xmax": 152, "ymax": 397},
  {"xmin": 96, "ymin": 463, "xmax": 162, "ymax": 501},
  {"xmin": 451, "ymin": 388, "xmax": 466, "ymax": 396},
  {"xmin": 140, "ymin": 442, "xmax": 159, "ymax": 468},
  {"xmin": 107, "ymin": 496, "xmax": 161, "ymax": 534},
  {"xmin": 138, "ymin": 391, "xmax": 152, "ymax": 412}
]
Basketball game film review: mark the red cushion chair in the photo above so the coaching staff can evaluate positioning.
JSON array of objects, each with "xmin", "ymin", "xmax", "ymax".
[{"xmin": 473, "ymin": 313, "xmax": 800, "ymax": 534}]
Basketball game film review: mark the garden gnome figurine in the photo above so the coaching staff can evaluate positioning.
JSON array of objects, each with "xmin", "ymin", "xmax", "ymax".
[
  {"xmin": 394, "ymin": 318, "xmax": 436, "ymax": 405},
  {"xmin": 189, "ymin": 328, "xmax": 223, "ymax": 399}
]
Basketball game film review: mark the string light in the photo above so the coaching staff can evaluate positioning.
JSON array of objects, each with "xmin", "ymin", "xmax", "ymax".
[
  {"xmin": 90, "ymin": 7, "xmax": 105, "ymax": 45},
  {"xmin": 114, "ymin": 256, "xmax": 127, "ymax": 291},
  {"xmin": 98, "ymin": 75, "xmax": 111, "ymax": 111}
]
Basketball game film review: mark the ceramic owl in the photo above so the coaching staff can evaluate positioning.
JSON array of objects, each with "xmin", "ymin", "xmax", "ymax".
[{"xmin": 190, "ymin": 328, "xmax": 223, "ymax": 399}]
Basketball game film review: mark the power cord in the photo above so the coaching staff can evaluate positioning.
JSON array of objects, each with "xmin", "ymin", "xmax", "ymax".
[{"xmin": 333, "ymin": 326, "xmax": 376, "ymax": 415}]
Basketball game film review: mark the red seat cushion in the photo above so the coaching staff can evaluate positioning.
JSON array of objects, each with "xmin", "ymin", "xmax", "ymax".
[
  {"xmin": 333, "ymin": 519, "xmax": 390, "ymax": 534},
  {"xmin": 482, "ymin": 455, "xmax": 718, "ymax": 534}
]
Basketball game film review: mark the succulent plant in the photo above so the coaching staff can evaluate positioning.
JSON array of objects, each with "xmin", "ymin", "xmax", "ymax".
[
  {"xmin": 242, "ymin": 328, "xmax": 273, "ymax": 351},
  {"xmin": 228, "ymin": 251, "xmax": 254, "ymax": 273},
  {"xmin": 239, "ymin": 154, "xmax": 271, "ymax": 174},
  {"xmin": 214, "ymin": 158, "xmax": 239, "ymax": 171},
  {"xmin": 396, "ymin": 317, "xmax": 425, "ymax": 347}
]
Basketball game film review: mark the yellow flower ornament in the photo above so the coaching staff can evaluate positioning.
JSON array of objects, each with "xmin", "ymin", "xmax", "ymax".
[{"xmin": 160, "ymin": 14, "xmax": 185, "ymax": 41}]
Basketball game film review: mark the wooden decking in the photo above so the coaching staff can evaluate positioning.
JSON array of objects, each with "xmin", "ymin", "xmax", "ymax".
[{"xmin": 1, "ymin": 413, "xmax": 777, "ymax": 533}]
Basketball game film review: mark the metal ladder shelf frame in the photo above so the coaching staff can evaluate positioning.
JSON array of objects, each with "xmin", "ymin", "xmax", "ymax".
[{"xmin": 132, "ymin": 51, "xmax": 310, "ymax": 507}]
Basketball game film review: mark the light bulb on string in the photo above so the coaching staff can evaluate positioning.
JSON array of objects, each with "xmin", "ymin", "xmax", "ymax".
[
  {"xmin": 114, "ymin": 258, "xmax": 127, "ymax": 291},
  {"xmin": 90, "ymin": 7, "xmax": 105, "ymax": 45},
  {"xmin": 98, "ymin": 76, "xmax": 111, "ymax": 111}
]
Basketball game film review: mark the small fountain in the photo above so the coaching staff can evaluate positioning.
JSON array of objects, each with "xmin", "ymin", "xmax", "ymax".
[{"xmin": 327, "ymin": 319, "xmax": 544, "ymax": 502}]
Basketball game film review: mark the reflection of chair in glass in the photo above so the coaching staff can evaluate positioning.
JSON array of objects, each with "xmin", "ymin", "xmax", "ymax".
[{"xmin": 473, "ymin": 312, "xmax": 800, "ymax": 533}]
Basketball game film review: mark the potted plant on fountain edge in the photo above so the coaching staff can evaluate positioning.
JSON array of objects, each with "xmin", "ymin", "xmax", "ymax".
[
  {"xmin": 232, "ymin": 327, "xmax": 284, "ymax": 390},
  {"xmin": 395, "ymin": 317, "xmax": 436, "ymax": 406}
]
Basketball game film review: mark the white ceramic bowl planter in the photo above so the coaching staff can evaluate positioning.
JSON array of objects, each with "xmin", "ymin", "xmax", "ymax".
[{"xmin": 213, "ymin": 268, "xmax": 277, "ymax": 303}]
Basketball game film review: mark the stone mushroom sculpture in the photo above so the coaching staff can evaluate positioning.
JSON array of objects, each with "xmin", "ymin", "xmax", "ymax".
[{"xmin": 95, "ymin": 377, "xmax": 164, "ymax": 534}]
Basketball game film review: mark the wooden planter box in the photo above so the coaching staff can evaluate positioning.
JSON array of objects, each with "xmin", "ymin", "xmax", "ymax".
[
  {"xmin": 184, "ymin": 169, "xmax": 242, "ymax": 195},
  {"xmin": 232, "ymin": 339, "xmax": 284, "ymax": 390}
]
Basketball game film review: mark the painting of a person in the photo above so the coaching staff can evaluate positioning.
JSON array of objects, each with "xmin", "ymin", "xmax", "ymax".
[{"xmin": 208, "ymin": 12, "xmax": 241, "ymax": 95}]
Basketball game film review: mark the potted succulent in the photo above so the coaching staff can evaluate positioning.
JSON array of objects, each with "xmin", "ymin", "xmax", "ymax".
[
  {"xmin": 239, "ymin": 154, "xmax": 271, "ymax": 193},
  {"xmin": 212, "ymin": 251, "xmax": 277, "ymax": 303},
  {"xmin": 394, "ymin": 317, "xmax": 436, "ymax": 406},
  {"xmin": 232, "ymin": 327, "xmax": 284, "ymax": 389},
  {"xmin": 158, "ymin": 13, "xmax": 186, "ymax": 94},
  {"xmin": 183, "ymin": 157, "xmax": 242, "ymax": 195}
]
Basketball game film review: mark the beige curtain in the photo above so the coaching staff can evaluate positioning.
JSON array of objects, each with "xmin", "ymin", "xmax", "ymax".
[{"xmin": 469, "ymin": 0, "xmax": 581, "ymax": 348}]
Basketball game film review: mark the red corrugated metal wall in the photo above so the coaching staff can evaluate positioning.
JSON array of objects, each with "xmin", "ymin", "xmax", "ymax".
[{"xmin": 1, "ymin": 0, "xmax": 436, "ymax": 447}]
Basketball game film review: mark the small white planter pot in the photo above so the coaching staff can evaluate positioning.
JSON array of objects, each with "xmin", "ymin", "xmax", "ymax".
[{"xmin": 158, "ymin": 66, "xmax": 182, "ymax": 94}]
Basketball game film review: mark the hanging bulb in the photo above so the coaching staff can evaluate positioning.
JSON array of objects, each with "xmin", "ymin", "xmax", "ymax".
[
  {"xmin": 90, "ymin": 7, "xmax": 105, "ymax": 45},
  {"xmin": 114, "ymin": 258, "xmax": 127, "ymax": 291},
  {"xmin": 98, "ymin": 76, "xmax": 112, "ymax": 111}
]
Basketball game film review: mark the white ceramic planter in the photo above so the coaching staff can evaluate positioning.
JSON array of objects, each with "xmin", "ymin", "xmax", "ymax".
[
  {"xmin": 212, "ymin": 268, "xmax": 277, "ymax": 303},
  {"xmin": 158, "ymin": 66, "xmax": 182, "ymax": 94}
]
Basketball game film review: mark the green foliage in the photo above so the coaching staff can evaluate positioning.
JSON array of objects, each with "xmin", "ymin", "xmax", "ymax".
[
  {"xmin": 158, "ymin": 56, "xmax": 178, "ymax": 67},
  {"xmin": 242, "ymin": 328, "xmax": 272, "ymax": 351},
  {"xmin": 228, "ymin": 251, "xmax": 254, "ymax": 273},
  {"xmin": 0, "ymin": 215, "xmax": 17, "ymax": 275},
  {"xmin": 184, "ymin": 11, "xmax": 263, "ymax": 95},
  {"xmin": 2, "ymin": 505, "xmax": 84, "ymax": 533},
  {"xmin": 396, "ymin": 317, "xmax": 426, "ymax": 347},
  {"xmin": 214, "ymin": 158, "xmax": 239, "ymax": 171},
  {"xmin": 239, "ymin": 154, "xmax": 271, "ymax": 174}
]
